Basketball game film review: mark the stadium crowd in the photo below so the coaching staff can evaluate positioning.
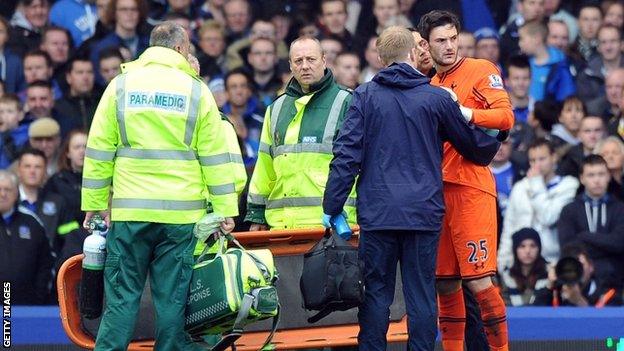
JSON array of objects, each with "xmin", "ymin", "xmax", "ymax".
[{"xmin": 0, "ymin": 0, "xmax": 622, "ymax": 310}]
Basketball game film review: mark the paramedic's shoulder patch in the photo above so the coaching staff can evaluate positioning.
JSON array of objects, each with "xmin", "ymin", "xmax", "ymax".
[{"xmin": 488, "ymin": 74, "xmax": 504, "ymax": 89}]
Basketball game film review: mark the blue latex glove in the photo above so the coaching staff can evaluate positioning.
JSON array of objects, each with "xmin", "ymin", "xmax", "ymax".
[
  {"xmin": 331, "ymin": 213, "xmax": 352, "ymax": 241},
  {"xmin": 322, "ymin": 213, "xmax": 332, "ymax": 228}
]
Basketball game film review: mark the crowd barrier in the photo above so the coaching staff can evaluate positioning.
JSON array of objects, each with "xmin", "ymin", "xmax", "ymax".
[{"xmin": 6, "ymin": 229, "xmax": 624, "ymax": 350}]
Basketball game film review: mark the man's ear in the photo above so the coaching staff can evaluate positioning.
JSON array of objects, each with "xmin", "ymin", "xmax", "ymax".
[{"xmin": 377, "ymin": 54, "xmax": 386, "ymax": 67}]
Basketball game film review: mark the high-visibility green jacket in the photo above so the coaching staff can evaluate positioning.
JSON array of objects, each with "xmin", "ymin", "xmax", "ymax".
[
  {"xmin": 81, "ymin": 46, "xmax": 239, "ymax": 224},
  {"xmin": 245, "ymin": 70, "xmax": 356, "ymax": 229}
]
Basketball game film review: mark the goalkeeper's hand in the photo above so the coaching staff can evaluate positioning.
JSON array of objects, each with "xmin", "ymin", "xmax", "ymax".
[
  {"xmin": 479, "ymin": 127, "xmax": 510, "ymax": 142},
  {"xmin": 440, "ymin": 86, "xmax": 473, "ymax": 123}
]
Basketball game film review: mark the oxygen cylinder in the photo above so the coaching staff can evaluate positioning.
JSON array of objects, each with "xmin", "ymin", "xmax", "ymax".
[{"xmin": 79, "ymin": 215, "xmax": 108, "ymax": 319}]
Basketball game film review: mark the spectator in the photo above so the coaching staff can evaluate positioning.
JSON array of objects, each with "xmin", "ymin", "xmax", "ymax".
[
  {"xmin": 541, "ymin": 243, "xmax": 623, "ymax": 307},
  {"xmin": 499, "ymin": 0, "xmax": 546, "ymax": 65},
  {"xmin": 20, "ymin": 50, "xmax": 63, "ymax": 100},
  {"xmin": 587, "ymin": 68, "xmax": 624, "ymax": 121},
  {"xmin": 356, "ymin": 0, "xmax": 411, "ymax": 46},
  {"xmin": 225, "ymin": 19, "xmax": 288, "ymax": 71},
  {"xmin": 603, "ymin": 0, "xmax": 623, "ymax": 30},
  {"xmin": 223, "ymin": 0, "xmax": 251, "ymax": 44},
  {"xmin": 196, "ymin": 19, "xmax": 227, "ymax": 80},
  {"xmin": 247, "ymin": 37, "xmax": 282, "ymax": 108},
  {"xmin": 44, "ymin": 129, "xmax": 87, "ymax": 224},
  {"xmin": 54, "ymin": 56, "xmax": 100, "ymax": 136},
  {"xmin": 505, "ymin": 54, "xmax": 532, "ymax": 124},
  {"xmin": 27, "ymin": 117, "xmax": 61, "ymax": 175},
  {"xmin": 547, "ymin": 19, "xmax": 570, "ymax": 53},
  {"xmin": 0, "ymin": 16, "xmax": 25, "ymax": 94},
  {"xmin": 594, "ymin": 136, "xmax": 624, "ymax": 200},
  {"xmin": 207, "ymin": 76, "xmax": 227, "ymax": 108},
  {"xmin": 0, "ymin": 94, "xmax": 27, "ymax": 168},
  {"xmin": 0, "ymin": 170, "xmax": 53, "ymax": 305},
  {"xmin": 319, "ymin": 36, "xmax": 343, "ymax": 71},
  {"xmin": 458, "ymin": 30, "xmax": 475, "ymax": 58},
  {"xmin": 558, "ymin": 154, "xmax": 624, "ymax": 287},
  {"xmin": 550, "ymin": 95, "xmax": 583, "ymax": 153},
  {"xmin": 24, "ymin": 80, "xmax": 58, "ymax": 122},
  {"xmin": 360, "ymin": 35, "xmax": 382, "ymax": 83},
  {"xmin": 16, "ymin": 147, "xmax": 78, "ymax": 255},
  {"xmin": 499, "ymin": 228, "xmax": 550, "ymax": 306},
  {"xmin": 570, "ymin": 4, "xmax": 602, "ymax": 64},
  {"xmin": 7, "ymin": 0, "xmax": 50, "ymax": 57},
  {"xmin": 222, "ymin": 68, "xmax": 263, "ymax": 169},
  {"xmin": 576, "ymin": 25, "xmax": 624, "ymax": 108},
  {"xmin": 500, "ymin": 138, "xmax": 579, "ymax": 268},
  {"xmin": 474, "ymin": 27, "xmax": 500, "ymax": 66},
  {"xmin": 518, "ymin": 20, "xmax": 576, "ymax": 103},
  {"xmin": 49, "ymin": 0, "xmax": 97, "ymax": 47},
  {"xmin": 97, "ymin": 46, "xmax": 123, "ymax": 87},
  {"xmin": 559, "ymin": 115, "xmax": 605, "ymax": 178},
  {"xmin": 90, "ymin": 0, "xmax": 150, "ymax": 85},
  {"xmin": 40, "ymin": 26, "xmax": 71, "ymax": 69},
  {"xmin": 545, "ymin": 0, "xmax": 578, "ymax": 44},
  {"xmin": 333, "ymin": 51, "xmax": 360, "ymax": 90},
  {"xmin": 490, "ymin": 139, "xmax": 523, "ymax": 218},
  {"xmin": 318, "ymin": 0, "xmax": 353, "ymax": 50}
]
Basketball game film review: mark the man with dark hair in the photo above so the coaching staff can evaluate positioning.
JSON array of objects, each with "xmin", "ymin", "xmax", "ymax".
[
  {"xmin": 97, "ymin": 47, "xmax": 123, "ymax": 86},
  {"xmin": 576, "ymin": 25, "xmax": 624, "ymax": 108},
  {"xmin": 505, "ymin": 55, "xmax": 532, "ymax": 124},
  {"xmin": 418, "ymin": 10, "xmax": 514, "ymax": 351},
  {"xmin": 16, "ymin": 147, "xmax": 78, "ymax": 256},
  {"xmin": 0, "ymin": 169, "xmax": 54, "ymax": 305},
  {"xmin": 558, "ymin": 154, "xmax": 624, "ymax": 291},
  {"xmin": 559, "ymin": 115, "xmax": 605, "ymax": 178},
  {"xmin": 24, "ymin": 80, "xmax": 57, "ymax": 122},
  {"xmin": 333, "ymin": 51, "xmax": 361, "ymax": 89},
  {"xmin": 54, "ymin": 56, "xmax": 100, "ymax": 136},
  {"xmin": 20, "ymin": 50, "xmax": 63, "ymax": 100},
  {"xmin": 318, "ymin": 0, "xmax": 353, "ymax": 50},
  {"xmin": 570, "ymin": 4, "xmax": 602, "ymax": 64},
  {"xmin": 222, "ymin": 68, "xmax": 263, "ymax": 168},
  {"xmin": 246, "ymin": 37, "xmax": 282, "ymax": 107}
]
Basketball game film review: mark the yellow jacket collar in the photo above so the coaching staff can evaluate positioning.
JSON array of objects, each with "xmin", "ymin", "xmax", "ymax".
[{"xmin": 120, "ymin": 46, "xmax": 197, "ymax": 77}]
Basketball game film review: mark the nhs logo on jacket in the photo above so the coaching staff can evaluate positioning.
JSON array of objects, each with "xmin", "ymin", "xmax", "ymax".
[{"xmin": 127, "ymin": 92, "xmax": 187, "ymax": 112}]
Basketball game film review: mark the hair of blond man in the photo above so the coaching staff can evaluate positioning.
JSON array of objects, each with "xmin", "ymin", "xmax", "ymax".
[
  {"xmin": 199, "ymin": 19, "xmax": 225, "ymax": 38},
  {"xmin": 520, "ymin": 20, "xmax": 548, "ymax": 42},
  {"xmin": 376, "ymin": 26, "xmax": 415, "ymax": 66}
]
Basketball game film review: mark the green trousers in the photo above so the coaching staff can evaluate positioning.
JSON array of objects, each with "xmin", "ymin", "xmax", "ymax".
[{"xmin": 94, "ymin": 221, "xmax": 202, "ymax": 351}]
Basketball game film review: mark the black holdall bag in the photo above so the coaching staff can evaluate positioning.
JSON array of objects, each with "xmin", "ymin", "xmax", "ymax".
[{"xmin": 300, "ymin": 228, "xmax": 364, "ymax": 323}]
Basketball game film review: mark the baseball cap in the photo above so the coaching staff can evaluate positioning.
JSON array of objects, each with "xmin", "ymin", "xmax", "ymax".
[
  {"xmin": 29, "ymin": 117, "xmax": 60, "ymax": 138},
  {"xmin": 474, "ymin": 27, "xmax": 500, "ymax": 43}
]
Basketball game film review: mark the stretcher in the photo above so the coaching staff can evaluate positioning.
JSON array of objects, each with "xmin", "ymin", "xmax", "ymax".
[{"xmin": 56, "ymin": 228, "xmax": 409, "ymax": 350}]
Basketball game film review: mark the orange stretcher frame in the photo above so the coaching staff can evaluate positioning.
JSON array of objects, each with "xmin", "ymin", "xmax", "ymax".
[{"xmin": 56, "ymin": 228, "xmax": 409, "ymax": 350}]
